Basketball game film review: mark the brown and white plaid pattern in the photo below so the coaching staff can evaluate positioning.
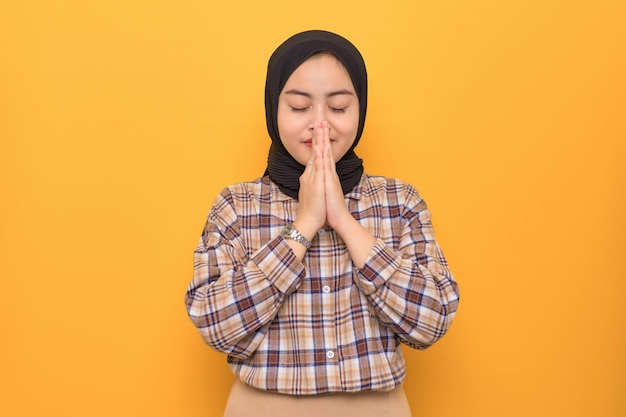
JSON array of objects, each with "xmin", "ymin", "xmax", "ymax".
[{"xmin": 186, "ymin": 175, "xmax": 460, "ymax": 395}]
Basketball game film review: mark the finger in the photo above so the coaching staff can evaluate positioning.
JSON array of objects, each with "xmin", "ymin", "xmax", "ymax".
[
  {"xmin": 310, "ymin": 124, "xmax": 318, "ymax": 156},
  {"xmin": 324, "ymin": 121, "xmax": 331, "ymax": 148},
  {"xmin": 322, "ymin": 122, "xmax": 335, "ymax": 173},
  {"xmin": 318, "ymin": 122, "xmax": 327, "ymax": 160},
  {"xmin": 325, "ymin": 149, "xmax": 337, "ymax": 178},
  {"xmin": 313, "ymin": 121, "xmax": 324, "ymax": 150},
  {"xmin": 300, "ymin": 160, "xmax": 313, "ymax": 184},
  {"xmin": 312, "ymin": 123, "xmax": 324, "ymax": 168}
]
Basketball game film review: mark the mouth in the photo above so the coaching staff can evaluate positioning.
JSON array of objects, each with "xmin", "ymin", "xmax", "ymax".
[{"xmin": 303, "ymin": 139, "xmax": 336, "ymax": 147}]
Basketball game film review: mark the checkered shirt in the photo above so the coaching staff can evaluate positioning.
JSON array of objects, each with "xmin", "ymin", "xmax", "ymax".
[{"xmin": 186, "ymin": 174, "xmax": 460, "ymax": 395}]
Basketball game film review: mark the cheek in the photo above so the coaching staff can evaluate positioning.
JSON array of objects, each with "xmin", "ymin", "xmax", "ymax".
[
  {"xmin": 333, "ymin": 114, "xmax": 359, "ymax": 138},
  {"xmin": 278, "ymin": 111, "xmax": 306, "ymax": 137},
  {"xmin": 276, "ymin": 114, "xmax": 291, "ymax": 139}
]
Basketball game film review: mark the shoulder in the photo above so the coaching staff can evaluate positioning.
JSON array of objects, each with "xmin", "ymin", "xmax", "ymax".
[
  {"xmin": 206, "ymin": 177, "xmax": 271, "ymax": 218},
  {"xmin": 360, "ymin": 174, "xmax": 421, "ymax": 200},
  {"xmin": 356, "ymin": 174, "xmax": 428, "ymax": 216},
  {"xmin": 217, "ymin": 176, "xmax": 274, "ymax": 202},
  {"xmin": 204, "ymin": 178, "xmax": 277, "ymax": 233},
  {"xmin": 352, "ymin": 177, "xmax": 432, "ymax": 234}
]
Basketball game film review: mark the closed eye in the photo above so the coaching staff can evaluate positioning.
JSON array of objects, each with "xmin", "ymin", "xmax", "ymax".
[
  {"xmin": 330, "ymin": 107, "xmax": 347, "ymax": 113},
  {"xmin": 290, "ymin": 106, "xmax": 309, "ymax": 112}
]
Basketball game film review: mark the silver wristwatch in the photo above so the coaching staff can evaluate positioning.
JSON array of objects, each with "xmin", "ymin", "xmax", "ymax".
[{"xmin": 280, "ymin": 223, "xmax": 312, "ymax": 248}]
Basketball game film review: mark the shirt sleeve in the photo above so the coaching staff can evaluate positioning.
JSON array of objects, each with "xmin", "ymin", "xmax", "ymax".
[
  {"xmin": 185, "ymin": 189, "xmax": 306, "ymax": 359},
  {"xmin": 353, "ymin": 185, "xmax": 460, "ymax": 350}
]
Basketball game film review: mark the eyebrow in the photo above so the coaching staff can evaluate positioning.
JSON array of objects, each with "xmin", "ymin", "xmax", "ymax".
[{"xmin": 283, "ymin": 89, "xmax": 354, "ymax": 98}]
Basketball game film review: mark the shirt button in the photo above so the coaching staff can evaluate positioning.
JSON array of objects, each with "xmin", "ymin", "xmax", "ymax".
[
  {"xmin": 326, "ymin": 350, "xmax": 335, "ymax": 359},
  {"xmin": 318, "ymin": 229, "xmax": 326, "ymax": 236},
  {"xmin": 322, "ymin": 285, "xmax": 331, "ymax": 294}
]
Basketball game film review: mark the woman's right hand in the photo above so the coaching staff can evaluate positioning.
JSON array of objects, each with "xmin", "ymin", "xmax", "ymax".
[{"xmin": 293, "ymin": 122, "xmax": 327, "ymax": 242}]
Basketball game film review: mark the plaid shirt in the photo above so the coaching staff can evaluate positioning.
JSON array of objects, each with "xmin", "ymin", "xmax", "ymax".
[{"xmin": 186, "ymin": 174, "xmax": 459, "ymax": 395}]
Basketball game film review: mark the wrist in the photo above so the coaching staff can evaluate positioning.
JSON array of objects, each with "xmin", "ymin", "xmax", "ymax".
[
  {"xmin": 281, "ymin": 223, "xmax": 312, "ymax": 249},
  {"xmin": 293, "ymin": 218, "xmax": 322, "ymax": 242},
  {"xmin": 327, "ymin": 211, "xmax": 355, "ymax": 234}
]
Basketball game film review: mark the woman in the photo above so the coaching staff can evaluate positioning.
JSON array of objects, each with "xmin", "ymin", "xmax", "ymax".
[{"xmin": 185, "ymin": 30, "xmax": 460, "ymax": 417}]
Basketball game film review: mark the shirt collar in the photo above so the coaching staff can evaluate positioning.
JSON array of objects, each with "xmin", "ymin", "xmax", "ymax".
[
  {"xmin": 345, "ymin": 174, "xmax": 365, "ymax": 200},
  {"xmin": 267, "ymin": 174, "xmax": 365, "ymax": 202}
]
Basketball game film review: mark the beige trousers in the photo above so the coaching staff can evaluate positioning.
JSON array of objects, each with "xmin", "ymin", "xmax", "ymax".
[{"xmin": 223, "ymin": 378, "xmax": 412, "ymax": 417}]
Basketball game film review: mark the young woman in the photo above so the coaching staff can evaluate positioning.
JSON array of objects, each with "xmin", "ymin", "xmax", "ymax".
[{"xmin": 185, "ymin": 30, "xmax": 460, "ymax": 417}]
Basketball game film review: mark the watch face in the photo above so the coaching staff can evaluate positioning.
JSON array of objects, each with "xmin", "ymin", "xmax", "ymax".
[
  {"xmin": 281, "ymin": 224, "xmax": 293, "ymax": 237},
  {"xmin": 280, "ymin": 223, "xmax": 310, "ymax": 248}
]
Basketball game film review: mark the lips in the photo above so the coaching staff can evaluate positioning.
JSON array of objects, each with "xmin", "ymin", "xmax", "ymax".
[{"xmin": 303, "ymin": 139, "xmax": 336, "ymax": 147}]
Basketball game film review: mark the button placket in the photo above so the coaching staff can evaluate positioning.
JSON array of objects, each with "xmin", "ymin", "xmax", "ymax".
[
  {"xmin": 316, "ymin": 227, "xmax": 338, "ymax": 366},
  {"xmin": 319, "ymin": 229, "xmax": 331, "ymax": 295}
]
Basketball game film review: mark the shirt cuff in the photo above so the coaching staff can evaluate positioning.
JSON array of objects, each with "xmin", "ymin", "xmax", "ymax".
[
  {"xmin": 251, "ymin": 235, "xmax": 306, "ymax": 294},
  {"xmin": 354, "ymin": 239, "xmax": 401, "ymax": 295}
]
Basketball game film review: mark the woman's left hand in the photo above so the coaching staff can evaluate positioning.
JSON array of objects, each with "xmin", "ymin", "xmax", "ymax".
[
  {"xmin": 320, "ymin": 122, "xmax": 352, "ymax": 230},
  {"xmin": 320, "ymin": 121, "xmax": 376, "ymax": 267}
]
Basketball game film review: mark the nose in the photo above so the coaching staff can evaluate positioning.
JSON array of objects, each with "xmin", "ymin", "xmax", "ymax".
[
  {"xmin": 308, "ymin": 120, "xmax": 327, "ymax": 133},
  {"xmin": 308, "ymin": 105, "xmax": 328, "ymax": 131}
]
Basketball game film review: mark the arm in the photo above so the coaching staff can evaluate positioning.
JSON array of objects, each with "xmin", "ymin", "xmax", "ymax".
[
  {"xmin": 185, "ymin": 189, "xmax": 306, "ymax": 359},
  {"xmin": 186, "ymin": 122, "xmax": 329, "ymax": 358},
  {"xmin": 318, "ymin": 121, "xmax": 459, "ymax": 348},
  {"xmin": 352, "ymin": 187, "xmax": 460, "ymax": 349}
]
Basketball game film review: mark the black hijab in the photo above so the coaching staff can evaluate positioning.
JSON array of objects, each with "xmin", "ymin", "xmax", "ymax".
[{"xmin": 264, "ymin": 30, "xmax": 367, "ymax": 199}]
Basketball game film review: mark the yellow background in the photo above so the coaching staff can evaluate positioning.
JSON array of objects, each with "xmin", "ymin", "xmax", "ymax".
[{"xmin": 1, "ymin": 0, "xmax": 624, "ymax": 416}]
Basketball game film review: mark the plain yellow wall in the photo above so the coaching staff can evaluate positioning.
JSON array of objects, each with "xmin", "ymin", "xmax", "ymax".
[{"xmin": 1, "ymin": 0, "xmax": 624, "ymax": 416}]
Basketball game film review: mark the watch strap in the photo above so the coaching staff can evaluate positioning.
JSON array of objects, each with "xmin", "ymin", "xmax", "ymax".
[{"xmin": 281, "ymin": 223, "xmax": 312, "ymax": 249}]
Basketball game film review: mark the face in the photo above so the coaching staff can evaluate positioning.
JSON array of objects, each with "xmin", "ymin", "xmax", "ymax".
[{"xmin": 277, "ymin": 53, "xmax": 359, "ymax": 166}]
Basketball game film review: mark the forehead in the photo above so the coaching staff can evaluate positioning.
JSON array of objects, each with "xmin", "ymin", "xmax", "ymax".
[{"xmin": 283, "ymin": 52, "xmax": 353, "ymax": 89}]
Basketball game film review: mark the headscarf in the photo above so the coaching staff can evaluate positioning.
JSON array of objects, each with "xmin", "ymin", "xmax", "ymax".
[{"xmin": 264, "ymin": 30, "xmax": 367, "ymax": 199}]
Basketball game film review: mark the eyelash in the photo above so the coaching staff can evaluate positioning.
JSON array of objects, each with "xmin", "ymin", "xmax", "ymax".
[{"xmin": 290, "ymin": 106, "xmax": 347, "ymax": 113}]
